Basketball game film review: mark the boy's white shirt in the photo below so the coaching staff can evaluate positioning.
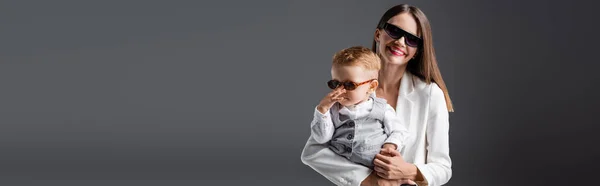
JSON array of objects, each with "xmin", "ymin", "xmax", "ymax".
[
  {"xmin": 310, "ymin": 97, "xmax": 407, "ymax": 149},
  {"xmin": 301, "ymin": 71, "xmax": 452, "ymax": 186}
]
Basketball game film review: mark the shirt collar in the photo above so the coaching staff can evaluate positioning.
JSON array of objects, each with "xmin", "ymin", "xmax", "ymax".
[{"xmin": 340, "ymin": 97, "xmax": 373, "ymax": 112}]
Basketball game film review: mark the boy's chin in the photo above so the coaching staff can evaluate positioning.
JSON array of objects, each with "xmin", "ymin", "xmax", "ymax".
[
  {"xmin": 337, "ymin": 100, "xmax": 350, "ymax": 107},
  {"xmin": 339, "ymin": 99, "xmax": 359, "ymax": 107}
]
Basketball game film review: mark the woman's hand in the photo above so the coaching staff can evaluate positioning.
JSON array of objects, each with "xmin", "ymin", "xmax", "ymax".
[
  {"xmin": 361, "ymin": 171, "xmax": 417, "ymax": 186},
  {"xmin": 373, "ymin": 148, "xmax": 418, "ymax": 180}
]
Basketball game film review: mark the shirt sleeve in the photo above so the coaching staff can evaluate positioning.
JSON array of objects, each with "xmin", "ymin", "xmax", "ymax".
[
  {"xmin": 311, "ymin": 106, "xmax": 335, "ymax": 144},
  {"xmin": 382, "ymin": 103, "xmax": 410, "ymax": 150},
  {"xmin": 301, "ymin": 135, "xmax": 373, "ymax": 186},
  {"xmin": 414, "ymin": 84, "xmax": 452, "ymax": 186}
]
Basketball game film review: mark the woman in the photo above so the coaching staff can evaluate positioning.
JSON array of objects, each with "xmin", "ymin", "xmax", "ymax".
[{"xmin": 301, "ymin": 4, "xmax": 454, "ymax": 186}]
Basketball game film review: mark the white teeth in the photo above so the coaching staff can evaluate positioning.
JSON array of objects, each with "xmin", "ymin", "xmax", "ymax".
[{"xmin": 390, "ymin": 47, "xmax": 404, "ymax": 55}]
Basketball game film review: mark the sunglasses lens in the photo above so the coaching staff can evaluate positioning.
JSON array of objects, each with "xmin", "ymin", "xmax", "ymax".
[
  {"xmin": 327, "ymin": 80, "xmax": 339, "ymax": 89},
  {"xmin": 405, "ymin": 36, "xmax": 419, "ymax": 47},
  {"xmin": 343, "ymin": 82, "xmax": 356, "ymax": 90},
  {"xmin": 384, "ymin": 25, "xmax": 402, "ymax": 39}
]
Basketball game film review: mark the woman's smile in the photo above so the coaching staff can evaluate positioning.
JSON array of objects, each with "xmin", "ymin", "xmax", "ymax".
[{"xmin": 387, "ymin": 45, "xmax": 406, "ymax": 56}]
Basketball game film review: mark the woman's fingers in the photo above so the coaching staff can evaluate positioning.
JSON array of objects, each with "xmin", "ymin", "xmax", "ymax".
[
  {"xmin": 375, "ymin": 153, "xmax": 392, "ymax": 164},
  {"xmin": 373, "ymin": 165, "xmax": 387, "ymax": 173},
  {"xmin": 373, "ymin": 159, "xmax": 390, "ymax": 170},
  {"xmin": 376, "ymin": 171, "xmax": 390, "ymax": 179}
]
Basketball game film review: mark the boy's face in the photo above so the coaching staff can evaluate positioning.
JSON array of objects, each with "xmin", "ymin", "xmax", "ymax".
[{"xmin": 331, "ymin": 65, "xmax": 378, "ymax": 106}]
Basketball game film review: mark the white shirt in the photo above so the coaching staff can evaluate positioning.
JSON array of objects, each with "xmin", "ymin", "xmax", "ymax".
[{"xmin": 301, "ymin": 71, "xmax": 452, "ymax": 186}]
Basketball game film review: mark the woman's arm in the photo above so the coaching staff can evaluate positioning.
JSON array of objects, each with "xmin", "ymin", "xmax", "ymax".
[
  {"xmin": 301, "ymin": 135, "xmax": 372, "ymax": 186},
  {"xmin": 363, "ymin": 171, "xmax": 417, "ymax": 186},
  {"xmin": 372, "ymin": 85, "xmax": 451, "ymax": 186},
  {"xmin": 373, "ymin": 148, "xmax": 421, "ymax": 181},
  {"xmin": 414, "ymin": 84, "xmax": 452, "ymax": 186}
]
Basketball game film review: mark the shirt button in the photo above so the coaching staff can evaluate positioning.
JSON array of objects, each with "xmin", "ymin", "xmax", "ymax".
[
  {"xmin": 338, "ymin": 178, "xmax": 347, "ymax": 184},
  {"xmin": 348, "ymin": 121, "xmax": 355, "ymax": 127},
  {"xmin": 347, "ymin": 134, "xmax": 353, "ymax": 140}
]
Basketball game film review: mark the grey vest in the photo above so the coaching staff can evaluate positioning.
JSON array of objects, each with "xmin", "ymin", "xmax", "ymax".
[{"xmin": 328, "ymin": 95, "xmax": 389, "ymax": 168}]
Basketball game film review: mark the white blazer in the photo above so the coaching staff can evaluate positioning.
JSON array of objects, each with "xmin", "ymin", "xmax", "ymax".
[{"xmin": 301, "ymin": 71, "xmax": 452, "ymax": 186}]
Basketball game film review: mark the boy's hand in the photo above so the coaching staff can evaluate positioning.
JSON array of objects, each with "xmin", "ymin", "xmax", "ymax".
[
  {"xmin": 382, "ymin": 143, "xmax": 397, "ymax": 152},
  {"xmin": 317, "ymin": 86, "xmax": 346, "ymax": 114}
]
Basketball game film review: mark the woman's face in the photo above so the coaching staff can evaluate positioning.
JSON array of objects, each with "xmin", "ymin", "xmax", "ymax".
[{"xmin": 375, "ymin": 12, "xmax": 420, "ymax": 66}]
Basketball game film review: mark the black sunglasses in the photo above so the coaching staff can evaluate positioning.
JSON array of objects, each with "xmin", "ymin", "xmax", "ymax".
[
  {"xmin": 327, "ymin": 79, "xmax": 377, "ymax": 91},
  {"xmin": 380, "ymin": 22, "xmax": 422, "ymax": 47}
]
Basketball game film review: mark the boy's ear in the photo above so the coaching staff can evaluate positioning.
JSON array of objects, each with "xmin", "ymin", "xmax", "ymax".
[{"xmin": 369, "ymin": 79, "xmax": 379, "ymax": 92}]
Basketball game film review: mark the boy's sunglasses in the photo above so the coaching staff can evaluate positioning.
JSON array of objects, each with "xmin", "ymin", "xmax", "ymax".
[
  {"xmin": 380, "ymin": 22, "xmax": 422, "ymax": 48},
  {"xmin": 327, "ymin": 79, "xmax": 377, "ymax": 90}
]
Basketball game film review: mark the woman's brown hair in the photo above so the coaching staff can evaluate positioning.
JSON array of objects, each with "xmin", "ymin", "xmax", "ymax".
[{"xmin": 371, "ymin": 4, "xmax": 454, "ymax": 112}]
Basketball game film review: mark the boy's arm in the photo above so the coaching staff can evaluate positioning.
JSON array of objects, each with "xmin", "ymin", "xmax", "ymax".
[
  {"xmin": 311, "ymin": 106, "xmax": 335, "ymax": 144},
  {"xmin": 302, "ymin": 106, "xmax": 373, "ymax": 186},
  {"xmin": 311, "ymin": 87, "xmax": 345, "ymax": 144},
  {"xmin": 301, "ymin": 134, "xmax": 373, "ymax": 186},
  {"xmin": 382, "ymin": 104, "xmax": 409, "ymax": 150}
]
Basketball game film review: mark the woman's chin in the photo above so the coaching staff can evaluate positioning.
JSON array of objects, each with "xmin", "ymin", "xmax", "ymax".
[{"xmin": 384, "ymin": 57, "xmax": 408, "ymax": 65}]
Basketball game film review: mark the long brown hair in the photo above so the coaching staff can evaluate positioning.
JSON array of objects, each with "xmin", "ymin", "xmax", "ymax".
[{"xmin": 371, "ymin": 4, "xmax": 454, "ymax": 112}]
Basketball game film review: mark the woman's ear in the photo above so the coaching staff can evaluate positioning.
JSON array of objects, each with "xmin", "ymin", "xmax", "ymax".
[{"xmin": 374, "ymin": 30, "xmax": 382, "ymax": 54}]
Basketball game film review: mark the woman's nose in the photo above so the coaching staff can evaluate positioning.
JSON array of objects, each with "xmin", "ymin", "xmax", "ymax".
[{"xmin": 395, "ymin": 36, "xmax": 406, "ymax": 47}]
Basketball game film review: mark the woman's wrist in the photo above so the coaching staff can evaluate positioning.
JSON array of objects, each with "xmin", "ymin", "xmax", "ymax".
[
  {"xmin": 410, "ymin": 164, "xmax": 425, "ymax": 182},
  {"xmin": 404, "ymin": 163, "xmax": 420, "ymax": 180},
  {"xmin": 360, "ymin": 172, "xmax": 377, "ymax": 186}
]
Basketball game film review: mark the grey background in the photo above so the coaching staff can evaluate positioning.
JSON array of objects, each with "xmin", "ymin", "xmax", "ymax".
[{"xmin": 1, "ymin": 0, "xmax": 599, "ymax": 185}]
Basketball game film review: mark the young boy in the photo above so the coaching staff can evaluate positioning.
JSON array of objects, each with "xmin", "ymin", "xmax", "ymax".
[{"xmin": 310, "ymin": 46, "xmax": 409, "ymax": 168}]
